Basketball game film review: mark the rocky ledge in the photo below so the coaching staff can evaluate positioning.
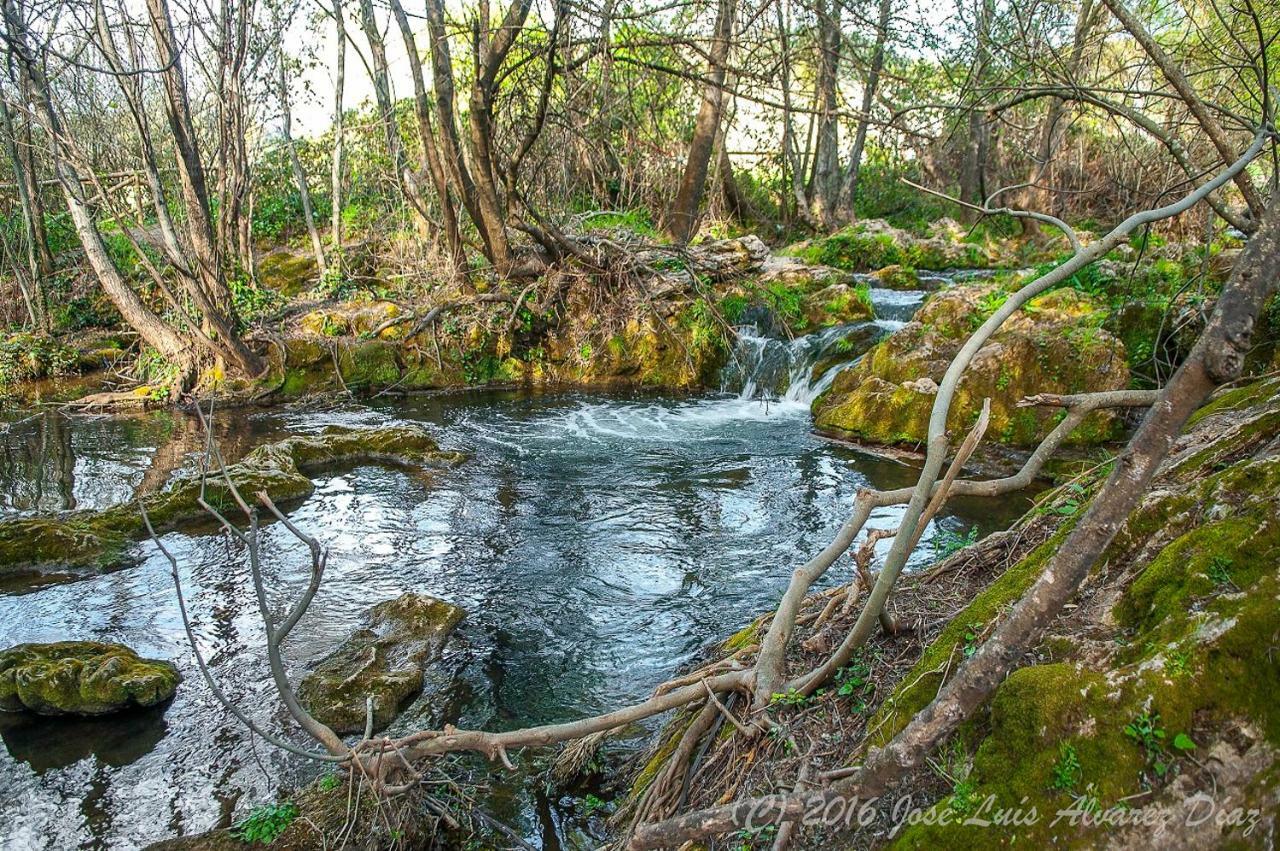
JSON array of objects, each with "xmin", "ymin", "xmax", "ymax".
[
  {"xmin": 812, "ymin": 282, "xmax": 1129, "ymax": 447},
  {"xmin": 0, "ymin": 425, "xmax": 466, "ymax": 582}
]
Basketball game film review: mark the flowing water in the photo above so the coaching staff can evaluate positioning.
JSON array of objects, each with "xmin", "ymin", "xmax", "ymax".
[{"xmin": 0, "ymin": 283, "xmax": 1035, "ymax": 849}]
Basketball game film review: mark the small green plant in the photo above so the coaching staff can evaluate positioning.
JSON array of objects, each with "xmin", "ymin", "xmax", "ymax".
[
  {"xmin": 935, "ymin": 525, "xmax": 978, "ymax": 558},
  {"xmin": 1166, "ymin": 647, "xmax": 1193, "ymax": 677},
  {"xmin": 317, "ymin": 773, "xmax": 341, "ymax": 791},
  {"xmin": 733, "ymin": 823, "xmax": 778, "ymax": 850},
  {"xmin": 1124, "ymin": 710, "xmax": 1168, "ymax": 776},
  {"xmin": 233, "ymin": 802, "xmax": 299, "ymax": 845},
  {"xmin": 834, "ymin": 654, "xmax": 875, "ymax": 711},
  {"xmin": 962, "ymin": 621, "xmax": 984, "ymax": 658},
  {"xmin": 929, "ymin": 741, "xmax": 977, "ymax": 815},
  {"xmin": 1205, "ymin": 555, "xmax": 1236, "ymax": 589},
  {"xmin": 579, "ymin": 794, "xmax": 611, "ymax": 816},
  {"xmin": 1172, "ymin": 732, "xmax": 1196, "ymax": 752},
  {"xmin": 1051, "ymin": 742, "xmax": 1082, "ymax": 792},
  {"xmin": 578, "ymin": 341, "xmax": 593, "ymax": 361},
  {"xmin": 769, "ymin": 688, "xmax": 810, "ymax": 708}
]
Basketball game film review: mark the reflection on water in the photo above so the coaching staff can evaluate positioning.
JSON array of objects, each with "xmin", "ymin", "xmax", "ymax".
[{"xmin": 0, "ymin": 285, "xmax": 1035, "ymax": 849}]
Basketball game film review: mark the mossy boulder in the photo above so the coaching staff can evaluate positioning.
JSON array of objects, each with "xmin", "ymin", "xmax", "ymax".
[
  {"xmin": 873, "ymin": 264, "xmax": 921, "ymax": 290},
  {"xmin": 0, "ymin": 426, "xmax": 466, "ymax": 579},
  {"xmin": 812, "ymin": 283, "xmax": 1129, "ymax": 447},
  {"xmin": 298, "ymin": 593, "xmax": 465, "ymax": 734},
  {"xmin": 257, "ymin": 249, "xmax": 318, "ymax": 297},
  {"xmin": 0, "ymin": 641, "xmax": 178, "ymax": 715}
]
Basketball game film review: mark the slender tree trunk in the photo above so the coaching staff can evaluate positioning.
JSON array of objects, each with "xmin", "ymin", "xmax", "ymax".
[
  {"xmin": 841, "ymin": 0, "xmax": 891, "ymax": 217},
  {"xmin": 666, "ymin": 0, "xmax": 736, "ymax": 243},
  {"xmin": 277, "ymin": 54, "xmax": 326, "ymax": 275},
  {"xmin": 144, "ymin": 0, "xmax": 262, "ymax": 376},
  {"xmin": 958, "ymin": 0, "xmax": 994, "ymax": 219},
  {"xmin": 810, "ymin": 0, "xmax": 841, "ymax": 226},
  {"xmin": 0, "ymin": 91, "xmax": 48, "ymax": 330},
  {"xmin": 354, "ymin": 0, "xmax": 433, "ymax": 231},
  {"xmin": 386, "ymin": 0, "xmax": 465, "ymax": 276},
  {"xmin": 330, "ymin": 0, "xmax": 345, "ymax": 252},
  {"xmin": 1018, "ymin": 0, "xmax": 1097, "ymax": 233}
]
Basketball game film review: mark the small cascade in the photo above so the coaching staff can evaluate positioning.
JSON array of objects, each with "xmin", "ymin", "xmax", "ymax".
[
  {"xmin": 722, "ymin": 322, "xmax": 882, "ymax": 406},
  {"xmin": 722, "ymin": 277, "xmax": 939, "ymax": 405}
]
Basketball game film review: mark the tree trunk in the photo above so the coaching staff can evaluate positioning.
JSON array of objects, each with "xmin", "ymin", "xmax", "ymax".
[
  {"xmin": 278, "ymin": 53, "xmax": 326, "ymax": 275},
  {"xmin": 666, "ymin": 0, "xmax": 736, "ymax": 243},
  {"xmin": 354, "ymin": 0, "xmax": 433, "ymax": 231},
  {"xmin": 1102, "ymin": 0, "xmax": 1265, "ymax": 224},
  {"xmin": 387, "ymin": 0, "xmax": 466, "ymax": 276},
  {"xmin": 1018, "ymin": 0, "xmax": 1097, "ymax": 233},
  {"xmin": 809, "ymin": 0, "xmax": 841, "ymax": 227},
  {"xmin": 840, "ymin": 0, "xmax": 891, "ymax": 216},
  {"xmin": 144, "ymin": 0, "xmax": 262, "ymax": 376},
  {"xmin": 957, "ymin": 0, "xmax": 994, "ymax": 219},
  {"xmin": 330, "ymin": 0, "xmax": 345, "ymax": 253},
  {"xmin": 0, "ymin": 91, "xmax": 48, "ymax": 330}
]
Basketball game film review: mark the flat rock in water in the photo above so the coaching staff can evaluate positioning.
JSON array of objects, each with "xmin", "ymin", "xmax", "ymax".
[
  {"xmin": 0, "ymin": 641, "xmax": 179, "ymax": 715},
  {"xmin": 298, "ymin": 593, "xmax": 465, "ymax": 734}
]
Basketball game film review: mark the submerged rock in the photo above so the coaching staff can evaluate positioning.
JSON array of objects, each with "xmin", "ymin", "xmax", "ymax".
[
  {"xmin": 812, "ymin": 283, "xmax": 1129, "ymax": 447},
  {"xmin": 298, "ymin": 593, "xmax": 465, "ymax": 734},
  {"xmin": 0, "ymin": 425, "xmax": 466, "ymax": 579},
  {"xmin": 0, "ymin": 641, "xmax": 178, "ymax": 715}
]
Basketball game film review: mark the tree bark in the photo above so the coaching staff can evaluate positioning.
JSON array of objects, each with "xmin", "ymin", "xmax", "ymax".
[
  {"xmin": 5, "ymin": 11, "xmax": 193, "ymax": 371},
  {"xmin": 809, "ymin": 0, "xmax": 841, "ymax": 226},
  {"xmin": 841, "ymin": 0, "xmax": 891, "ymax": 216},
  {"xmin": 958, "ymin": 0, "xmax": 994, "ymax": 218},
  {"xmin": 386, "ymin": 0, "xmax": 465, "ymax": 276},
  {"xmin": 666, "ymin": 0, "xmax": 736, "ymax": 243},
  {"xmin": 0, "ymin": 90, "xmax": 48, "ymax": 330},
  {"xmin": 277, "ymin": 52, "xmax": 326, "ymax": 275},
  {"xmin": 330, "ymin": 0, "xmax": 345, "ymax": 253},
  {"xmin": 1102, "ymin": 0, "xmax": 1266, "ymax": 224}
]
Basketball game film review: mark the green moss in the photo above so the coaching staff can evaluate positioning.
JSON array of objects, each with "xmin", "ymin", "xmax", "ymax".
[
  {"xmin": 870, "ymin": 521, "xmax": 1078, "ymax": 745},
  {"xmin": 0, "ymin": 641, "xmax": 179, "ymax": 715},
  {"xmin": 337, "ymin": 341, "xmax": 401, "ymax": 389}
]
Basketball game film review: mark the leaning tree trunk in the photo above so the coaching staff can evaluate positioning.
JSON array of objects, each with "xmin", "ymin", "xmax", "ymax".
[
  {"xmin": 8, "ymin": 26, "xmax": 193, "ymax": 374},
  {"xmin": 666, "ymin": 0, "xmax": 736, "ymax": 243},
  {"xmin": 329, "ymin": 0, "xmax": 345, "ymax": 252},
  {"xmin": 387, "ymin": 0, "xmax": 466, "ymax": 276}
]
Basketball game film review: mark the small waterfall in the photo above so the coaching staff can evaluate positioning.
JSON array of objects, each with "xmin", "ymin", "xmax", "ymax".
[
  {"xmin": 722, "ymin": 322, "xmax": 883, "ymax": 406},
  {"xmin": 721, "ymin": 279, "xmax": 937, "ymax": 405}
]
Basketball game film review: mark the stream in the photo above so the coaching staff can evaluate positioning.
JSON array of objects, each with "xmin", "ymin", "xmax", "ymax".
[{"xmin": 0, "ymin": 282, "xmax": 1034, "ymax": 849}]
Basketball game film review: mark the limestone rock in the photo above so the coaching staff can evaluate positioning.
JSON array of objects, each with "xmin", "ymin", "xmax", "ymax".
[
  {"xmin": 298, "ymin": 593, "xmax": 465, "ymax": 734},
  {"xmin": 812, "ymin": 283, "xmax": 1129, "ymax": 447},
  {"xmin": 0, "ymin": 641, "xmax": 178, "ymax": 715}
]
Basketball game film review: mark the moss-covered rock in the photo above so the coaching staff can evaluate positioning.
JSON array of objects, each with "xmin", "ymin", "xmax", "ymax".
[
  {"xmin": 257, "ymin": 249, "xmax": 318, "ymax": 297},
  {"xmin": 874, "ymin": 264, "xmax": 921, "ymax": 290},
  {"xmin": 811, "ymin": 283, "xmax": 1129, "ymax": 447},
  {"xmin": 297, "ymin": 593, "xmax": 465, "ymax": 734},
  {"xmin": 0, "ymin": 641, "xmax": 178, "ymax": 715},
  {"xmin": 0, "ymin": 426, "xmax": 466, "ymax": 579}
]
